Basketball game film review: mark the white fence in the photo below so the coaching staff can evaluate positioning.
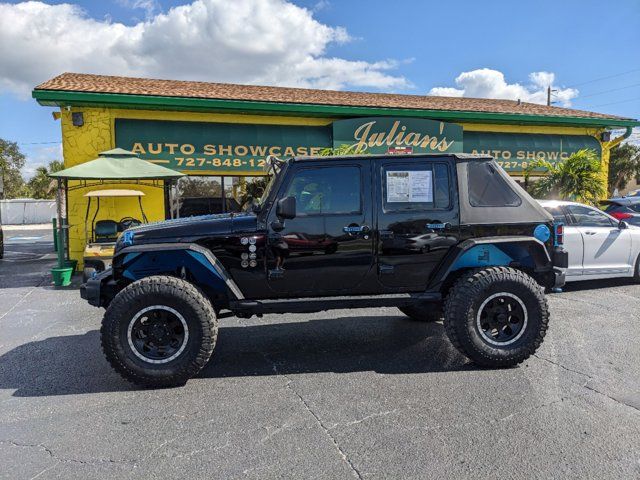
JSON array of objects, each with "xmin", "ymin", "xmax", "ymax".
[{"xmin": 0, "ymin": 199, "xmax": 56, "ymax": 225}]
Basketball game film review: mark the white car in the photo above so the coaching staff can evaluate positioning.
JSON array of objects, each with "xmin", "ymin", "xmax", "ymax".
[{"xmin": 538, "ymin": 200, "xmax": 640, "ymax": 282}]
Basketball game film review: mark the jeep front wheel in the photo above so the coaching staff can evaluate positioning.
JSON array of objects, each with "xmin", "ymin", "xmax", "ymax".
[
  {"xmin": 443, "ymin": 267, "xmax": 548, "ymax": 368},
  {"xmin": 101, "ymin": 275, "xmax": 218, "ymax": 387}
]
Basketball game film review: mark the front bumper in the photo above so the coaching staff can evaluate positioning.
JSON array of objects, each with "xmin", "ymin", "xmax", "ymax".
[{"xmin": 80, "ymin": 268, "xmax": 113, "ymax": 307}]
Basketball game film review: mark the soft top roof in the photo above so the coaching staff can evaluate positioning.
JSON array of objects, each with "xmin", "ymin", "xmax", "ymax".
[
  {"xmin": 456, "ymin": 157, "xmax": 553, "ymax": 225},
  {"xmin": 289, "ymin": 153, "xmax": 493, "ymax": 162},
  {"xmin": 286, "ymin": 153, "xmax": 553, "ymax": 225}
]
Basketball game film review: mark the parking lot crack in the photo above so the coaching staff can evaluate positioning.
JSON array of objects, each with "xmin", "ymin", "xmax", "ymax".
[
  {"xmin": 329, "ymin": 409, "xmax": 401, "ymax": 430},
  {"xmin": 532, "ymin": 354, "xmax": 593, "ymax": 379},
  {"xmin": 583, "ymin": 382, "xmax": 640, "ymax": 413},
  {"xmin": 0, "ymin": 439, "xmax": 135, "ymax": 467},
  {"xmin": 261, "ymin": 353, "xmax": 363, "ymax": 480}
]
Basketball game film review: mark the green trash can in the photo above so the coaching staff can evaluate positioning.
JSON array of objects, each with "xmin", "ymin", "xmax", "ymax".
[{"xmin": 51, "ymin": 267, "xmax": 74, "ymax": 287}]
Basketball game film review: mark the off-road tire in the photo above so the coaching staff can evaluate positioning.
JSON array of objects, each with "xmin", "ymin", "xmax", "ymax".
[
  {"xmin": 101, "ymin": 275, "xmax": 218, "ymax": 387},
  {"xmin": 398, "ymin": 303, "xmax": 442, "ymax": 322},
  {"xmin": 443, "ymin": 267, "xmax": 548, "ymax": 368},
  {"xmin": 634, "ymin": 254, "xmax": 640, "ymax": 283}
]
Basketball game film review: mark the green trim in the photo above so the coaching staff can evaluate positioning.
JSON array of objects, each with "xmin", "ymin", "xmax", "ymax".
[{"xmin": 32, "ymin": 89, "xmax": 640, "ymax": 128}]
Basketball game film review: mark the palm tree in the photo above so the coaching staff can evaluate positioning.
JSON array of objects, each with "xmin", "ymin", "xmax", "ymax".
[
  {"xmin": 608, "ymin": 143, "xmax": 640, "ymax": 195},
  {"xmin": 27, "ymin": 160, "xmax": 64, "ymax": 199},
  {"xmin": 318, "ymin": 143, "xmax": 367, "ymax": 156},
  {"xmin": 528, "ymin": 149, "xmax": 605, "ymax": 205}
]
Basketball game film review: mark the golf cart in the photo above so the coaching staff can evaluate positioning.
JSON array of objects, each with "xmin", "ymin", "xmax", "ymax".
[
  {"xmin": 82, "ymin": 189, "xmax": 149, "ymax": 281},
  {"xmin": 48, "ymin": 148, "xmax": 184, "ymax": 287}
]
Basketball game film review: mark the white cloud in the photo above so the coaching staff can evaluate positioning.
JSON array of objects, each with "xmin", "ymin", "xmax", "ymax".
[
  {"xmin": 116, "ymin": 0, "xmax": 160, "ymax": 18},
  {"xmin": 22, "ymin": 143, "xmax": 63, "ymax": 179},
  {"xmin": 429, "ymin": 68, "xmax": 579, "ymax": 107},
  {"xmin": 0, "ymin": 0, "xmax": 409, "ymax": 97}
]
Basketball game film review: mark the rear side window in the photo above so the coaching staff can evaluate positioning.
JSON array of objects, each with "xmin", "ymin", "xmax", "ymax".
[
  {"xmin": 543, "ymin": 206, "xmax": 567, "ymax": 224},
  {"xmin": 468, "ymin": 162, "xmax": 521, "ymax": 207},
  {"xmin": 566, "ymin": 205, "xmax": 614, "ymax": 227},
  {"xmin": 382, "ymin": 162, "xmax": 450, "ymax": 212},
  {"xmin": 285, "ymin": 166, "xmax": 361, "ymax": 215}
]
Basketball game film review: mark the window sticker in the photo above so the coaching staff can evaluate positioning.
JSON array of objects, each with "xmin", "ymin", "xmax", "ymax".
[{"xmin": 386, "ymin": 170, "xmax": 433, "ymax": 203}]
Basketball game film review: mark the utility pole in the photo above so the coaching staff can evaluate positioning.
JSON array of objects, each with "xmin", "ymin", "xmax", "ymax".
[{"xmin": 547, "ymin": 86, "xmax": 558, "ymax": 106}]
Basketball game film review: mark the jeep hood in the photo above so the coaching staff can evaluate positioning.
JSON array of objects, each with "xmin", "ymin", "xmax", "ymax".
[{"xmin": 122, "ymin": 212, "xmax": 257, "ymax": 246}]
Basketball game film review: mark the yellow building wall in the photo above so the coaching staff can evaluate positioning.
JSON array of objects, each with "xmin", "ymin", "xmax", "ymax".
[{"xmin": 59, "ymin": 106, "xmax": 609, "ymax": 268}]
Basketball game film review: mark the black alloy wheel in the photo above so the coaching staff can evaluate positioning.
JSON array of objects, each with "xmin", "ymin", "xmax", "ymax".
[{"xmin": 128, "ymin": 306, "xmax": 188, "ymax": 363}]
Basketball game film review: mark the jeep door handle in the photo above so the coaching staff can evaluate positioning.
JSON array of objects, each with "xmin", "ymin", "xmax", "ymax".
[{"xmin": 584, "ymin": 231, "xmax": 597, "ymax": 235}]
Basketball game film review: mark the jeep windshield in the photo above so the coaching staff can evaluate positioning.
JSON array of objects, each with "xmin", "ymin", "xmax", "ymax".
[{"xmin": 244, "ymin": 156, "xmax": 288, "ymax": 212}]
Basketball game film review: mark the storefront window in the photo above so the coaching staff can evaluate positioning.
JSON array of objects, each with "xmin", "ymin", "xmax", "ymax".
[
  {"xmin": 174, "ymin": 176, "xmax": 269, "ymax": 217},
  {"xmin": 176, "ymin": 176, "xmax": 223, "ymax": 217}
]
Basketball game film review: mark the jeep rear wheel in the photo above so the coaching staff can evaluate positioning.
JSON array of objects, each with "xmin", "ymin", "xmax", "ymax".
[
  {"xmin": 101, "ymin": 275, "xmax": 217, "ymax": 387},
  {"xmin": 443, "ymin": 267, "xmax": 548, "ymax": 368},
  {"xmin": 398, "ymin": 303, "xmax": 442, "ymax": 322}
]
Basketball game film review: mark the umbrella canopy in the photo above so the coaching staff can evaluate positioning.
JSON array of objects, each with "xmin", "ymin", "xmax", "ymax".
[{"xmin": 49, "ymin": 149, "xmax": 184, "ymax": 180}]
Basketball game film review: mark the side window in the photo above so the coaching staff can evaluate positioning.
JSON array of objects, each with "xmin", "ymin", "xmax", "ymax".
[
  {"xmin": 284, "ymin": 166, "xmax": 361, "ymax": 215},
  {"xmin": 382, "ymin": 162, "xmax": 450, "ymax": 212},
  {"xmin": 467, "ymin": 161, "xmax": 521, "ymax": 207},
  {"xmin": 566, "ymin": 205, "xmax": 614, "ymax": 227},
  {"xmin": 543, "ymin": 206, "xmax": 568, "ymax": 224}
]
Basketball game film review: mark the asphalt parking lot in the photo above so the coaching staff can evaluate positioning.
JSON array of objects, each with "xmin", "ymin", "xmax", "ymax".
[{"xmin": 0, "ymin": 230, "xmax": 639, "ymax": 479}]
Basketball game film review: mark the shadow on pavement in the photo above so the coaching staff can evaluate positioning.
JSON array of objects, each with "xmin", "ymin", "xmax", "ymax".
[
  {"xmin": 0, "ymin": 316, "xmax": 473, "ymax": 397},
  {"xmin": 560, "ymin": 277, "xmax": 638, "ymax": 292}
]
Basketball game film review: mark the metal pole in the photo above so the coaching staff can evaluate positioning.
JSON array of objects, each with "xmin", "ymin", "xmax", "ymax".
[{"xmin": 55, "ymin": 179, "xmax": 65, "ymax": 268}]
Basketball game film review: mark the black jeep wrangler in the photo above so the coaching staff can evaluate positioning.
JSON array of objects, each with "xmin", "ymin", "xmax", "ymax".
[{"xmin": 82, "ymin": 154, "xmax": 567, "ymax": 387}]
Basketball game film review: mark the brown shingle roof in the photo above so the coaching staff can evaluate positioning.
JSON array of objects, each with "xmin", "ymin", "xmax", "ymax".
[{"xmin": 35, "ymin": 72, "xmax": 629, "ymax": 121}]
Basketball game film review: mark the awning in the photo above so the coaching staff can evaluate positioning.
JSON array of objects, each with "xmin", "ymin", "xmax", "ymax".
[{"xmin": 49, "ymin": 148, "xmax": 184, "ymax": 180}]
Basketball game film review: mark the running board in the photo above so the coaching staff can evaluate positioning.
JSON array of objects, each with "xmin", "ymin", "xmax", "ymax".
[{"xmin": 229, "ymin": 292, "xmax": 441, "ymax": 316}]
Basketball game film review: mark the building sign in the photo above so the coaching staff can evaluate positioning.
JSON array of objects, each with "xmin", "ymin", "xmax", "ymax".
[
  {"xmin": 115, "ymin": 119, "xmax": 331, "ymax": 175},
  {"xmin": 463, "ymin": 131, "xmax": 602, "ymax": 172},
  {"xmin": 332, "ymin": 117, "xmax": 463, "ymax": 154},
  {"xmin": 115, "ymin": 118, "xmax": 602, "ymax": 176}
]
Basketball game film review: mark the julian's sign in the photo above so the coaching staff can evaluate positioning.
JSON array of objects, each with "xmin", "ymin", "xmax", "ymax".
[{"xmin": 332, "ymin": 117, "xmax": 463, "ymax": 154}]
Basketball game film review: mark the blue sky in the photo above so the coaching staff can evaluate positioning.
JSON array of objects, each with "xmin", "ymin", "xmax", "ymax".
[{"xmin": 1, "ymin": 0, "xmax": 638, "ymax": 177}]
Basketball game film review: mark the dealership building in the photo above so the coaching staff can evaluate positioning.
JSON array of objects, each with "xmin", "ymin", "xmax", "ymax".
[{"xmin": 33, "ymin": 73, "xmax": 639, "ymax": 266}]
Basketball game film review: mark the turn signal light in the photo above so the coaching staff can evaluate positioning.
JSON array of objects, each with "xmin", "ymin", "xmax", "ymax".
[
  {"xmin": 610, "ymin": 212, "xmax": 633, "ymax": 221},
  {"xmin": 554, "ymin": 223, "xmax": 564, "ymax": 246}
]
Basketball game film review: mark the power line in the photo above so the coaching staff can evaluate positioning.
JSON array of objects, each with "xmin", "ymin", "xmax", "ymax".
[
  {"xmin": 566, "ymin": 68, "xmax": 640, "ymax": 89},
  {"xmin": 586, "ymin": 96, "xmax": 640, "ymax": 108},
  {"xmin": 18, "ymin": 141, "xmax": 61, "ymax": 145},
  {"xmin": 577, "ymin": 82, "xmax": 640, "ymax": 100}
]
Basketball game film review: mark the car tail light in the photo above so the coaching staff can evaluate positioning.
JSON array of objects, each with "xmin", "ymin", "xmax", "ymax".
[
  {"xmin": 609, "ymin": 212, "xmax": 633, "ymax": 221},
  {"xmin": 554, "ymin": 223, "xmax": 564, "ymax": 246}
]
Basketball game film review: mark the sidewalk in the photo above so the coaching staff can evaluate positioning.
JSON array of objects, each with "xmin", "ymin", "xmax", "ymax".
[{"xmin": 2, "ymin": 223, "xmax": 53, "ymax": 231}]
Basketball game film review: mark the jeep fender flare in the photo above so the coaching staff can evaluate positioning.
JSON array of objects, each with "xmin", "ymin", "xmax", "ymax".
[
  {"xmin": 114, "ymin": 243, "xmax": 244, "ymax": 300},
  {"xmin": 427, "ymin": 236, "xmax": 552, "ymax": 291}
]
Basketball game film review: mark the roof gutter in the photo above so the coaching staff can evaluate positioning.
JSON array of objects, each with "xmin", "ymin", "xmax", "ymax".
[
  {"xmin": 606, "ymin": 126, "xmax": 634, "ymax": 149},
  {"xmin": 32, "ymin": 89, "xmax": 640, "ymax": 129}
]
